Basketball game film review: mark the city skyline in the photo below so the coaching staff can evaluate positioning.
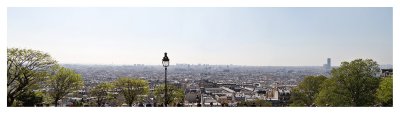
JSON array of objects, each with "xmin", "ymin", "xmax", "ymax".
[{"xmin": 7, "ymin": 7, "xmax": 393, "ymax": 66}]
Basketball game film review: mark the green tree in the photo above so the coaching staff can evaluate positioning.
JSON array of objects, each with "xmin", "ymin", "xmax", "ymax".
[
  {"xmin": 114, "ymin": 77, "xmax": 149, "ymax": 107},
  {"xmin": 316, "ymin": 59, "xmax": 380, "ymax": 106},
  {"xmin": 376, "ymin": 76, "xmax": 392, "ymax": 106},
  {"xmin": 7, "ymin": 48, "xmax": 57, "ymax": 106},
  {"xmin": 315, "ymin": 79, "xmax": 353, "ymax": 106},
  {"xmin": 47, "ymin": 65, "xmax": 84, "ymax": 107},
  {"xmin": 289, "ymin": 75, "xmax": 327, "ymax": 106},
  {"xmin": 15, "ymin": 90, "xmax": 43, "ymax": 107},
  {"xmin": 40, "ymin": 91, "xmax": 54, "ymax": 106},
  {"xmin": 90, "ymin": 82, "xmax": 115, "ymax": 106},
  {"xmin": 154, "ymin": 84, "xmax": 184, "ymax": 106}
]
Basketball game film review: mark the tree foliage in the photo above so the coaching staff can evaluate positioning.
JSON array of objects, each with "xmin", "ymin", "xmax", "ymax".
[
  {"xmin": 154, "ymin": 84, "xmax": 184, "ymax": 106},
  {"xmin": 90, "ymin": 82, "xmax": 115, "ymax": 106},
  {"xmin": 15, "ymin": 90, "xmax": 43, "ymax": 107},
  {"xmin": 316, "ymin": 59, "xmax": 380, "ymax": 106},
  {"xmin": 376, "ymin": 76, "xmax": 392, "ymax": 106},
  {"xmin": 7, "ymin": 48, "xmax": 57, "ymax": 106},
  {"xmin": 114, "ymin": 77, "xmax": 149, "ymax": 106},
  {"xmin": 47, "ymin": 65, "xmax": 84, "ymax": 107},
  {"xmin": 315, "ymin": 79, "xmax": 353, "ymax": 106},
  {"xmin": 289, "ymin": 75, "xmax": 327, "ymax": 106}
]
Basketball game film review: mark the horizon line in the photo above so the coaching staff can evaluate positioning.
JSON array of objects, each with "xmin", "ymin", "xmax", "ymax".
[{"xmin": 59, "ymin": 63, "xmax": 393, "ymax": 67}]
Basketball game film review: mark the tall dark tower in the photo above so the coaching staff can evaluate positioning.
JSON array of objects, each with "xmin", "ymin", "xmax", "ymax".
[{"xmin": 327, "ymin": 58, "xmax": 331, "ymax": 68}]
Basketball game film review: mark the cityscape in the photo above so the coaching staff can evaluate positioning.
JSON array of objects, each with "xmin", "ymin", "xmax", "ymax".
[
  {"xmin": 62, "ymin": 60, "xmax": 332, "ymax": 107},
  {"xmin": 6, "ymin": 7, "xmax": 393, "ymax": 107},
  {"xmin": 59, "ymin": 58, "xmax": 391, "ymax": 107},
  {"xmin": 7, "ymin": 50, "xmax": 393, "ymax": 107}
]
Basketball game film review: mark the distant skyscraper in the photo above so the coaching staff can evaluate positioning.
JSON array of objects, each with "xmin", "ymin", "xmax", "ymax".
[
  {"xmin": 323, "ymin": 58, "xmax": 331, "ymax": 70},
  {"xmin": 327, "ymin": 58, "xmax": 331, "ymax": 68}
]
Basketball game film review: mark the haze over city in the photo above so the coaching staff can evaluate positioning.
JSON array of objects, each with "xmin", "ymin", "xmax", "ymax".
[{"xmin": 7, "ymin": 7, "xmax": 393, "ymax": 66}]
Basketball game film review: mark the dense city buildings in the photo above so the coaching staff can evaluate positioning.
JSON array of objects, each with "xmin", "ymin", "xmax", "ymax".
[
  {"xmin": 58, "ymin": 63, "xmax": 335, "ymax": 107},
  {"xmin": 56, "ymin": 61, "xmax": 393, "ymax": 107},
  {"xmin": 9, "ymin": 57, "xmax": 390, "ymax": 107}
]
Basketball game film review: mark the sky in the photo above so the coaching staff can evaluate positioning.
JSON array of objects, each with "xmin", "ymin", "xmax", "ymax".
[{"xmin": 7, "ymin": 7, "xmax": 393, "ymax": 66}]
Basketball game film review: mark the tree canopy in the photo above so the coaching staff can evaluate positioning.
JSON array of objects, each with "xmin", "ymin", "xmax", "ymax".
[
  {"xmin": 289, "ymin": 75, "xmax": 327, "ymax": 106},
  {"xmin": 376, "ymin": 76, "xmax": 392, "ymax": 106},
  {"xmin": 15, "ymin": 90, "xmax": 43, "ymax": 107},
  {"xmin": 7, "ymin": 48, "xmax": 57, "ymax": 106},
  {"xmin": 114, "ymin": 77, "xmax": 149, "ymax": 106},
  {"xmin": 154, "ymin": 84, "xmax": 184, "ymax": 106},
  {"xmin": 315, "ymin": 59, "xmax": 380, "ymax": 106},
  {"xmin": 90, "ymin": 82, "xmax": 115, "ymax": 106},
  {"xmin": 47, "ymin": 65, "xmax": 84, "ymax": 107}
]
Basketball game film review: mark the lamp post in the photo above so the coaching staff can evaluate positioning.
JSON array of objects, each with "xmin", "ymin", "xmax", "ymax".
[{"xmin": 162, "ymin": 52, "xmax": 170, "ymax": 107}]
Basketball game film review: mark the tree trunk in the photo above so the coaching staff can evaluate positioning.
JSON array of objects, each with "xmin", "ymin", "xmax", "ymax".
[
  {"xmin": 97, "ymin": 98, "xmax": 102, "ymax": 107},
  {"xmin": 128, "ymin": 102, "xmax": 133, "ymax": 107},
  {"xmin": 8, "ymin": 97, "xmax": 15, "ymax": 107},
  {"xmin": 54, "ymin": 98, "xmax": 59, "ymax": 107}
]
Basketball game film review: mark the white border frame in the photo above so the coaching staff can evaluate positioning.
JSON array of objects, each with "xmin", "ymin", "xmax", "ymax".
[{"xmin": 0, "ymin": 0, "xmax": 398, "ymax": 114}]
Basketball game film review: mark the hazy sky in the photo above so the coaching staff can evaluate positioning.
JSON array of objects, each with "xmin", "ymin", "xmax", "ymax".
[{"xmin": 8, "ymin": 7, "xmax": 392, "ymax": 66}]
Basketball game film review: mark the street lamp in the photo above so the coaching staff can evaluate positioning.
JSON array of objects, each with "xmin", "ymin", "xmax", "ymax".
[{"xmin": 162, "ymin": 52, "xmax": 170, "ymax": 107}]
